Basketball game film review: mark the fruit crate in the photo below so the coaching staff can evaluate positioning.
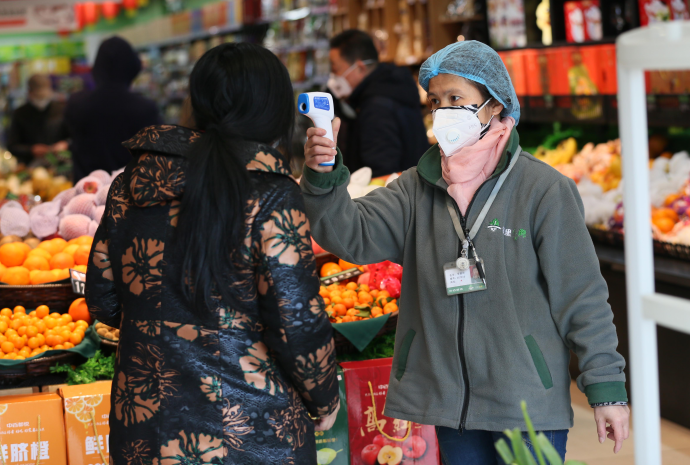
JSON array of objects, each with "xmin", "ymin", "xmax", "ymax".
[
  {"xmin": 316, "ymin": 252, "xmax": 364, "ymax": 285},
  {"xmin": 0, "ymin": 280, "xmax": 77, "ymax": 314}
]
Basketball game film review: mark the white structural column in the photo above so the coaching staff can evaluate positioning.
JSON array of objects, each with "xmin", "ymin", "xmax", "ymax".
[{"xmin": 617, "ymin": 21, "xmax": 690, "ymax": 465}]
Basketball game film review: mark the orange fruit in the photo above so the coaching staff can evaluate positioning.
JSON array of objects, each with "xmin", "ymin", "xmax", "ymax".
[
  {"xmin": 62, "ymin": 244, "xmax": 79, "ymax": 257},
  {"xmin": 331, "ymin": 295, "xmax": 343, "ymax": 305},
  {"xmin": 69, "ymin": 298, "xmax": 92, "ymax": 324},
  {"xmin": 13, "ymin": 306, "xmax": 25, "ymax": 314},
  {"xmin": 342, "ymin": 297, "xmax": 356, "ymax": 309},
  {"xmin": 2, "ymin": 267, "xmax": 30, "ymax": 285},
  {"xmin": 383, "ymin": 302, "xmax": 399, "ymax": 314},
  {"xmin": 36, "ymin": 305, "xmax": 49, "ymax": 319},
  {"xmin": 54, "ymin": 344, "xmax": 64, "ymax": 350},
  {"xmin": 320, "ymin": 263, "xmax": 342, "ymax": 278},
  {"xmin": 60, "ymin": 314, "xmax": 73, "ymax": 324},
  {"xmin": 38, "ymin": 240, "xmax": 60, "ymax": 256},
  {"xmin": 50, "ymin": 238, "xmax": 67, "ymax": 253},
  {"xmin": 0, "ymin": 243, "xmax": 27, "ymax": 267},
  {"xmin": 338, "ymin": 258, "xmax": 360, "ymax": 271},
  {"xmin": 75, "ymin": 236, "xmax": 94, "ymax": 246},
  {"xmin": 28, "ymin": 248, "xmax": 52, "ymax": 260},
  {"xmin": 341, "ymin": 290, "xmax": 356, "ymax": 299},
  {"xmin": 1, "ymin": 341, "xmax": 13, "ymax": 354},
  {"xmin": 0, "ymin": 308, "xmax": 10, "ymax": 318},
  {"xmin": 378, "ymin": 290, "xmax": 391, "ymax": 299},
  {"xmin": 73, "ymin": 245, "xmax": 91, "ymax": 266},
  {"xmin": 653, "ymin": 217, "xmax": 675, "ymax": 234},
  {"xmin": 23, "ymin": 255, "xmax": 50, "ymax": 271},
  {"xmin": 69, "ymin": 332, "xmax": 83, "ymax": 345},
  {"xmin": 0, "ymin": 263, "xmax": 5, "ymax": 280},
  {"xmin": 371, "ymin": 307, "xmax": 383, "ymax": 317},
  {"xmin": 50, "ymin": 253, "xmax": 74, "ymax": 270},
  {"xmin": 0, "ymin": 321, "xmax": 7, "ymax": 334},
  {"xmin": 333, "ymin": 303, "xmax": 347, "ymax": 317},
  {"xmin": 27, "ymin": 337, "xmax": 39, "ymax": 349},
  {"xmin": 43, "ymin": 317, "xmax": 57, "ymax": 329},
  {"xmin": 12, "ymin": 337, "xmax": 25, "ymax": 350},
  {"xmin": 652, "ymin": 208, "xmax": 680, "ymax": 223},
  {"xmin": 63, "ymin": 342, "xmax": 75, "ymax": 349},
  {"xmin": 14, "ymin": 242, "xmax": 31, "ymax": 255},
  {"xmin": 358, "ymin": 291, "xmax": 374, "ymax": 304},
  {"xmin": 345, "ymin": 282, "xmax": 358, "ymax": 291},
  {"xmin": 25, "ymin": 326, "xmax": 38, "ymax": 338},
  {"xmin": 74, "ymin": 265, "xmax": 88, "ymax": 274},
  {"xmin": 17, "ymin": 326, "xmax": 27, "ymax": 337},
  {"xmin": 36, "ymin": 333, "xmax": 45, "ymax": 346}
]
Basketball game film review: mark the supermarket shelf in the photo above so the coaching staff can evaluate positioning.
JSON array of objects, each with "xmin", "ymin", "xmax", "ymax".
[
  {"xmin": 519, "ymin": 94, "xmax": 690, "ymax": 127},
  {"xmin": 496, "ymin": 38, "xmax": 617, "ymax": 53},
  {"xmin": 135, "ymin": 21, "xmax": 269, "ymax": 50},
  {"xmin": 269, "ymin": 40, "xmax": 330, "ymax": 55},
  {"xmin": 438, "ymin": 14, "xmax": 484, "ymax": 24}
]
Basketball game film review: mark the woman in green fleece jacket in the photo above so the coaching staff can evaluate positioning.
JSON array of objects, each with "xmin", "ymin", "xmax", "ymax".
[{"xmin": 302, "ymin": 40, "xmax": 630, "ymax": 464}]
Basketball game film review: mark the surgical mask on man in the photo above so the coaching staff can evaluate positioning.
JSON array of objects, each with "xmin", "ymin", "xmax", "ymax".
[
  {"xmin": 432, "ymin": 98, "xmax": 494, "ymax": 157},
  {"xmin": 327, "ymin": 59, "xmax": 376, "ymax": 99},
  {"xmin": 30, "ymin": 98, "xmax": 51, "ymax": 111}
]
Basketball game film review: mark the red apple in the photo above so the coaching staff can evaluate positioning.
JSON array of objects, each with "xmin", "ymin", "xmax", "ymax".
[
  {"xmin": 361, "ymin": 444, "xmax": 381, "ymax": 465},
  {"xmin": 82, "ymin": 181, "xmax": 99, "ymax": 194},
  {"xmin": 402, "ymin": 436, "xmax": 427, "ymax": 459},
  {"xmin": 373, "ymin": 435, "xmax": 387, "ymax": 447},
  {"xmin": 378, "ymin": 445, "xmax": 403, "ymax": 465}
]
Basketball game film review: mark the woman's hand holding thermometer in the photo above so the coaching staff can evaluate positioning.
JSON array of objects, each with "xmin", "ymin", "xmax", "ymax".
[{"xmin": 301, "ymin": 92, "xmax": 341, "ymax": 173}]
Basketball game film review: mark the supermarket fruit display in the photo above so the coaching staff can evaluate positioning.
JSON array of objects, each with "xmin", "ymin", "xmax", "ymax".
[
  {"xmin": 0, "ymin": 304, "xmax": 90, "ymax": 360},
  {"xmin": 94, "ymin": 322, "xmax": 119, "ymax": 342},
  {"xmin": 0, "ymin": 167, "xmax": 72, "ymax": 203},
  {"xmin": 0, "ymin": 235, "xmax": 92, "ymax": 285},
  {"xmin": 533, "ymin": 131, "xmax": 690, "ymax": 247},
  {"xmin": 0, "ymin": 167, "xmax": 117, "ymax": 242}
]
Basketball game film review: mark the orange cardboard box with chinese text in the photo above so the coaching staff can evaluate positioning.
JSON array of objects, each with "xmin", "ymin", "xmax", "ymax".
[
  {"xmin": 59, "ymin": 381, "xmax": 111, "ymax": 465},
  {"xmin": 0, "ymin": 392, "xmax": 67, "ymax": 465}
]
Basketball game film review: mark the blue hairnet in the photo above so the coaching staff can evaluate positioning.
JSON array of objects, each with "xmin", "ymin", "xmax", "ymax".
[{"xmin": 419, "ymin": 41, "xmax": 520, "ymax": 125}]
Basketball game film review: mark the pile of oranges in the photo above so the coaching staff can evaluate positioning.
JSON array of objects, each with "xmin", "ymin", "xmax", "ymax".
[
  {"xmin": 0, "ymin": 235, "xmax": 92, "ymax": 285},
  {"xmin": 0, "ymin": 304, "xmax": 89, "ymax": 360},
  {"xmin": 319, "ymin": 282, "xmax": 398, "ymax": 324}
]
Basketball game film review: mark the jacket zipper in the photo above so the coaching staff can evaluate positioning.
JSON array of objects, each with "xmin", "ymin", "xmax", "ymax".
[{"xmin": 453, "ymin": 157, "xmax": 513, "ymax": 431}]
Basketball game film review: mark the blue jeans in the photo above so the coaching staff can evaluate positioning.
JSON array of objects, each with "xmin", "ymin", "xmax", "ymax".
[{"xmin": 436, "ymin": 426, "xmax": 568, "ymax": 465}]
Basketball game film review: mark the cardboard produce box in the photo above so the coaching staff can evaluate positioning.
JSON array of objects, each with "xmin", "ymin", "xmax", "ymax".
[
  {"xmin": 58, "ymin": 382, "xmax": 111, "ymax": 465},
  {"xmin": 0, "ymin": 392, "xmax": 67, "ymax": 465}
]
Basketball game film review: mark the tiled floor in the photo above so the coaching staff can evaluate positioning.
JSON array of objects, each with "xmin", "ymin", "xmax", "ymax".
[{"xmin": 568, "ymin": 382, "xmax": 690, "ymax": 464}]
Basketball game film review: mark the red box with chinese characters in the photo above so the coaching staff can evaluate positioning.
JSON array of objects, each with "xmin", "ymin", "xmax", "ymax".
[
  {"xmin": 0, "ymin": 392, "xmax": 67, "ymax": 465},
  {"xmin": 523, "ymin": 49, "xmax": 547, "ymax": 96},
  {"xmin": 340, "ymin": 358, "xmax": 440, "ymax": 465},
  {"xmin": 59, "ymin": 381, "xmax": 111, "ymax": 465}
]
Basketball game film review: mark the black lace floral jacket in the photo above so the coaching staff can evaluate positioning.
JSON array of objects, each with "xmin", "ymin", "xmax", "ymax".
[{"xmin": 85, "ymin": 125, "xmax": 338, "ymax": 465}]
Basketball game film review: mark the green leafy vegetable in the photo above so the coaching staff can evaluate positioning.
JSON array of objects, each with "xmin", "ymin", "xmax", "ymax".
[{"xmin": 50, "ymin": 350, "xmax": 115, "ymax": 385}]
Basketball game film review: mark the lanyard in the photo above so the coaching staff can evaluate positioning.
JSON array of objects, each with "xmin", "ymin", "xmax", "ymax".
[{"xmin": 445, "ymin": 146, "xmax": 522, "ymax": 243}]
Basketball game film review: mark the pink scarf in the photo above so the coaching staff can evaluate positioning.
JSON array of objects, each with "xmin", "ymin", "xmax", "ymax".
[{"xmin": 441, "ymin": 117, "xmax": 515, "ymax": 215}]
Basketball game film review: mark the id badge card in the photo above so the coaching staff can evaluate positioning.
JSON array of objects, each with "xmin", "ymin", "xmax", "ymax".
[{"xmin": 443, "ymin": 259, "xmax": 487, "ymax": 296}]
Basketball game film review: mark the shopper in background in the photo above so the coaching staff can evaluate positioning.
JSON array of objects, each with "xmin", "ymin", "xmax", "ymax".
[
  {"xmin": 6, "ymin": 74, "xmax": 69, "ymax": 166},
  {"xmin": 328, "ymin": 29, "xmax": 428, "ymax": 178},
  {"xmin": 86, "ymin": 43, "xmax": 339, "ymax": 464},
  {"xmin": 64, "ymin": 36, "xmax": 161, "ymax": 182},
  {"xmin": 303, "ymin": 40, "xmax": 629, "ymax": 464}
]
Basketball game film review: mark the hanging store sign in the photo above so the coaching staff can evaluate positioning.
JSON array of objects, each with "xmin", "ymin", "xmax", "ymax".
[{"xmin": 0, "ymin": 1, "xmax": 77, "ymax": 32}]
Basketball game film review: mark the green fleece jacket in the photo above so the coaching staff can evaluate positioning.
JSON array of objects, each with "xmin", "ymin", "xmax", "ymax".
[{"xmin": 300, "ymin": 129, "xmax": 627, "ymax": 431}]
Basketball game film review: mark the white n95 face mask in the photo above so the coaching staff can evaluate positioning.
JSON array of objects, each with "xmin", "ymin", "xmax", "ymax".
[
  {"xmin": 432, "ymin": 99, "xmax": 493, "ymax": 157},
  {"xmin": 327, "ymin": 59, "xmax": 376, "ymax": 100}
]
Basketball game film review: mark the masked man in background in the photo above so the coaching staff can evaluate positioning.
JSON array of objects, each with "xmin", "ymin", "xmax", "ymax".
[
  {"xmin": 7, "ymin": 74, "xmax": 69, "ymax": 166},
  {"xmin": 328, "ymin": 29, "xmax": 428, "ymax": 178}
]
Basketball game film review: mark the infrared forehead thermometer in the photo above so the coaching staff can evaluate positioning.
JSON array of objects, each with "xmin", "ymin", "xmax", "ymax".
[{"xmin": 298, "ymin": 92, "xmax": 335, "ymax": 166}]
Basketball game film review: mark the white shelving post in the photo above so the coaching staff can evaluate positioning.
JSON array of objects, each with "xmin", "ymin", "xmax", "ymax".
[{"xmin": 616, "ymin": 20, "xmax": 690, "ymax": 465}]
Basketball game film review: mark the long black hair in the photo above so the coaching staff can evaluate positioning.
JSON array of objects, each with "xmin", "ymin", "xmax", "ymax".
[{"xmin": 176, "ymin": 42, "xmax": 295, "ymax": 313}]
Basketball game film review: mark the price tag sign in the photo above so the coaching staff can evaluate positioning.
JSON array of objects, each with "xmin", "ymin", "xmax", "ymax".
[{"xmin": 69, "ymin": 268, "xmax": 86, "ymax": 295}]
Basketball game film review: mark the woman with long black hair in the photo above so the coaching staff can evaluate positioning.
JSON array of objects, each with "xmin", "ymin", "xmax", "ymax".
[{"xmin": 86, "ymin": 42, "xmax": 340, "ymax": 464}]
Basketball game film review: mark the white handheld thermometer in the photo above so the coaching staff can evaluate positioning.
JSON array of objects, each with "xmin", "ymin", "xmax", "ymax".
[{"xmin": 298, "ymin": 92, "xmax": 335, "ymax": 166}]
